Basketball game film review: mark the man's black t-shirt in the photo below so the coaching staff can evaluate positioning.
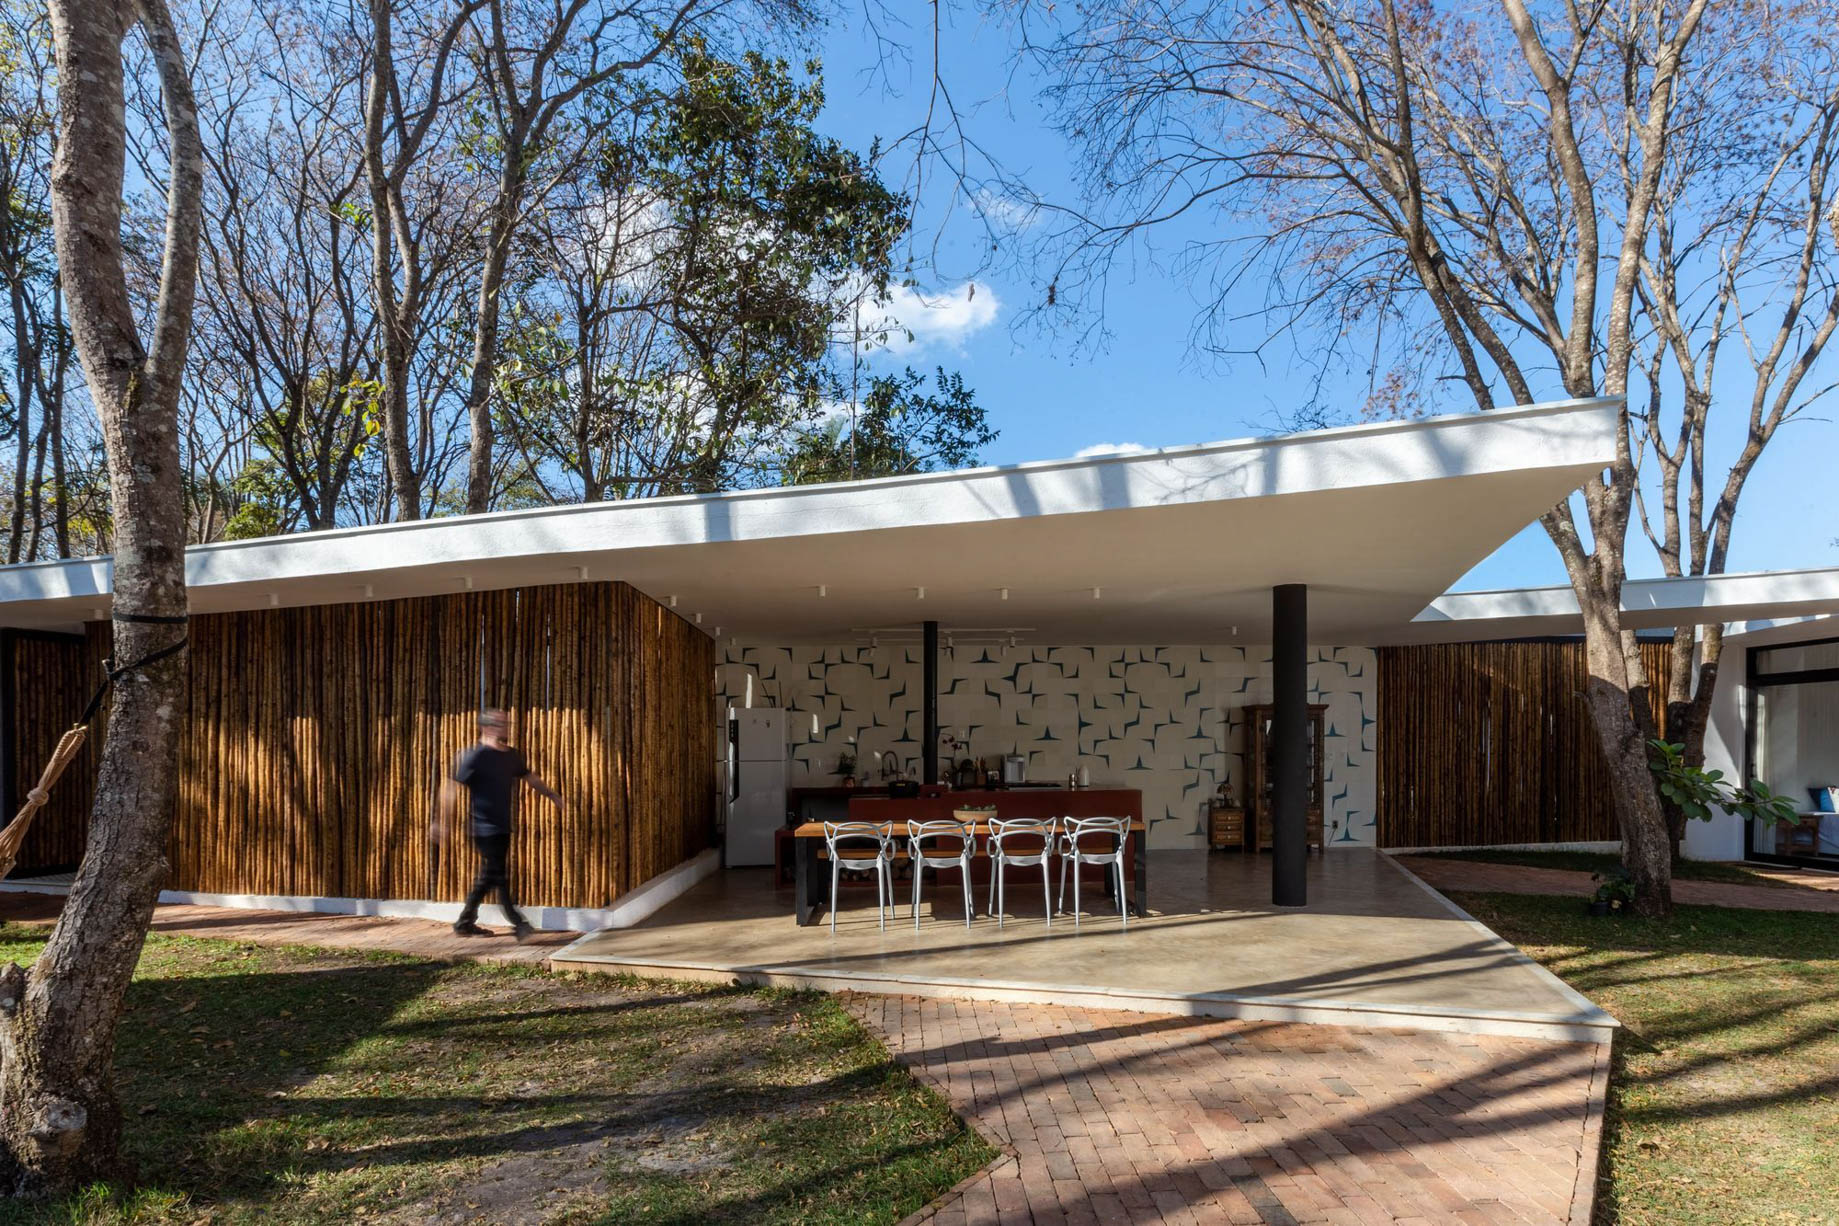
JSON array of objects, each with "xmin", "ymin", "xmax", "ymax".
[{"xmin": 452, "ymin": 743, "xmax": 529, "ymax": 838}]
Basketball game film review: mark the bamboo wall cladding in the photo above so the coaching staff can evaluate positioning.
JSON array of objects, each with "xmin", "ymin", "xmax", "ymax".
[
  {"xmin": 1, "ymin": 630, "xmax": 106, "ymax": 872},
  {"xmin": 6, "ymin": 583, "xmax": 713, "ymax": 908},
  {"xmin": 1376, "ymin": 641, "xmax": 1671, "ymax": 848}
]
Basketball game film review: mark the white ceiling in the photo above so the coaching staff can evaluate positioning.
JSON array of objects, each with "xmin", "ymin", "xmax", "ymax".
[{"xmin": 0, "ymin": 399, "xmax": 1624, "ymax": 644}]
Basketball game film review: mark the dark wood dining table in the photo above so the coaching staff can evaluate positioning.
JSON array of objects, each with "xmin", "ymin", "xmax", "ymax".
[{"xmin": 789, "ymin": 800, "xmax": 1148, "ymax": 927}]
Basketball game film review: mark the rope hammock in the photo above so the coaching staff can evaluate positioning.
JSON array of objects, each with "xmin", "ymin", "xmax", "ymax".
[{"xmin": 0, "ymin": 613, "xmax": 188, "ymax": 882}]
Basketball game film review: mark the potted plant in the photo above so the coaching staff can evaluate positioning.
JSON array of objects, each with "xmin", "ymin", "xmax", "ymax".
[
  {"xmin": 1589, "ymin": 869, "xmax": 1636, "ymax": 916},
  {"xmin": 834, "ymin": 749, "xmax": 857, "ymax": 787}
]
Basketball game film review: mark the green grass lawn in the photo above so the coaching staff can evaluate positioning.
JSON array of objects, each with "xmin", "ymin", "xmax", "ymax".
[
  {"xmin": 1451, "ymin": 893, "xmax": 1839, "ymax": 1226},
  {"xmin": 0, "ymin": 925, "xmax": 993, "ymax": 1226},
  {"xmin": 1416, "ymin": 847, "xmax": 1818, "ymax": 889}
]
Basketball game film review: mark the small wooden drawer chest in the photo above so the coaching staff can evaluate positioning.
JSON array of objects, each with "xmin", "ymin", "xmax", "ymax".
[{"xmin": 1208, "ymin": 803, "xmax": 1246, "ymax": 851}]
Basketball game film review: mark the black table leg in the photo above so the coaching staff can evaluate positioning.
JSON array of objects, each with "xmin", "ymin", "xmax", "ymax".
[{"xmin": 1132, "ymin": 831, "xmax": 1148, "ymax": 917}]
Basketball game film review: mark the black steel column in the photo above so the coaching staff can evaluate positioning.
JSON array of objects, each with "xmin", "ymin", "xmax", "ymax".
[
  {"xmin": 922, "ymin": 620, "xmax": 940, "ymax": 784},
  {"xmin": 1272, "ymin": 584, "xmax": 1308, "ymax": 908}
]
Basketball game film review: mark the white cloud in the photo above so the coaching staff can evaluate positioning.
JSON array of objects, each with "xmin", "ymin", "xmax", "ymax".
[
  {"xmin": 1073, "ymin": 442, "xmax": 1151, "ymax": 459},
  {"xmin": 975, "ymin": 190, "xmax": 1044, "ymax": 232},
  {"xmin": 813, "ymin": 396, "xmax": 854, "ymax": 425},
  {"xmin": 857, "ymin": 280, "xmax": 1001, "ymax": 355}
]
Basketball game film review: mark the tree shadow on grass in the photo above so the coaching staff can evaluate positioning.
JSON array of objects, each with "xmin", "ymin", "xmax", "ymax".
[
  {"xmin": 1448, "ymin": 893, "xmax": 1839, "ymax": 1226},
  {"xmin": 0, "ymin": 939, "xmax": 982, "ymax": 1225}
]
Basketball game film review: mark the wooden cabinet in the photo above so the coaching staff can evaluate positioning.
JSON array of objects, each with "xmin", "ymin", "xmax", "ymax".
[
  {"xmin": 1241, "ymin": 703, "xmax": 1327, "ymax": 853},
  {"xmin": 1208, "ymin": 803, "xmax": 1245, "ymax": 851}
]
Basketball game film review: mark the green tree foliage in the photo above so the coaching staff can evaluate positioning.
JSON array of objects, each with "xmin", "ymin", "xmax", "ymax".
[
  {"xmin": 782, "ymin": 366, "xmax": 996, "ymax": 485},
  {"xmin": 2, "ymin": 5, "xmax": 988, "ymax": 548},
  {"xmin": 1647, "ymin": 739, "xmax": 1798, "ymax": 828},
  {"xmin": 0, "ymin": 4, "xmax": 97, "ymax": 560},
  {"xmin": 492, "ymin": 42, "xmax": 923, "ymax": 501}
]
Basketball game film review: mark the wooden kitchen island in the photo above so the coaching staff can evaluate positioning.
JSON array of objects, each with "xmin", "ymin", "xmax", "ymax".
[{"xmin": 790, "ymin": 788, "xmax": 1146, "ymax": 926}]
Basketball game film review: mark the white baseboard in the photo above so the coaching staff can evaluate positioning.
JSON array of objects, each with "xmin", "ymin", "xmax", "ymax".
[{"xmin": 0, "ymin": 847, "xmax": 721, "ymax": 935}]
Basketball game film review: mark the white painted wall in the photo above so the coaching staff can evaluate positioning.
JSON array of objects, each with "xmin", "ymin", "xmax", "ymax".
[
  {"xmin": 1693, "ymin": 616, "xmax": 1839, "ymax": 862},
  {"xmin": 718, "ymin": 643, "xmax": 1378, "ymax": 850}
]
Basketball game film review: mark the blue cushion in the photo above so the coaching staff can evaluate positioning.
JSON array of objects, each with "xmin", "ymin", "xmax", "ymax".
[{"xmin": 1825, "ymin": 787, "xmax": 1839, "ymax": 814}]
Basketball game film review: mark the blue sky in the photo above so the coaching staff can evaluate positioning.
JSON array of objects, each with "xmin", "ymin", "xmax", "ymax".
[{"xmin": 803, "ymin": 7, "xmax": 1837, "ymax": 592}]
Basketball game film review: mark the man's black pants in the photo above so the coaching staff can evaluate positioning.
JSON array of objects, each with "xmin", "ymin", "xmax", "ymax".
[{"xmin": 459, "ymin": 833, "xmax": 527, "ymax": 929}]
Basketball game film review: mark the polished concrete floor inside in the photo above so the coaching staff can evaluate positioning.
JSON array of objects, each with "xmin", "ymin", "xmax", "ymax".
[{"xmin": 553, "ymin": 849, "xmax": 1612, "ymax": 1042}]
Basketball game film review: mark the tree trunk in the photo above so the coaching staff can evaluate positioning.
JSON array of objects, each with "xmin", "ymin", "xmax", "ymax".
[
  {"xmin": 48, "ymin": 355, "xmax": 67, "ymax": 558},
  {"xmin": 463, "ymin": 192, "xmax": 519, "ymax": 515},
  {"xmin": 1578, "ymin": 604, "xmax": 1673, "ymax": 916},
  {"xmin": 25, "ymin": 417, "xmax": 48, "ymax": 561},
  {"xmin": 363, "ymin": 0, "xmax": 422, "ymax": 522},
  {"xmin": 0, "ymin": 0, "xmax": 199, "ymax": 1196},
  {"xmin": 7, "ymin": 274, "xmax": 34, "ymax": 564},
  {"xmin": 376, "ymin": 322, "xmax": 420, "ymax": 521}
]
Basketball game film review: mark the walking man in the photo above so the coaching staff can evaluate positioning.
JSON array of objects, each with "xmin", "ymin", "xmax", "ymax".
[{"xmin": 444, "ymin": 707, "xmax": 563, "ymax": 940}]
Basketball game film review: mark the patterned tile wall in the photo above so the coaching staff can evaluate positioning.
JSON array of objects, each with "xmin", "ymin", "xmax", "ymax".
[{"xmin": 716, "ymin": 644, "xmax": 1378, "ymax": 849}]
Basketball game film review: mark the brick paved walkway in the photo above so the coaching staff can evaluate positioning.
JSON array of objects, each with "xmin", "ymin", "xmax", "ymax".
[
  {"xmin": 851, "ymin": 996, "xmax": 1608, "ymax": 1226},
  {"xmin": 2, "ymin": 888, "xmax": 1611, "ymax": 1223},
  {"xmin": 1393, "ymin": 856, "xmax": 1839, "ymax": 914},
  {"xmin": 0, "ymin": 890, "xmax": 573, "ymax": 964}
]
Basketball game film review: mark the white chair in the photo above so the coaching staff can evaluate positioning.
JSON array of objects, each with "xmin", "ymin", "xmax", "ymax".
[
  {"xmin": 822, "ymin": 821, "xmax": 894, "ymax": 933},
  {"xmin": 1057, "ymin": 815, "xmax": 1131, "ymax": 931},
  {"xmin": 908, "ymin": 819, "xmax": 976, "ymax": 929},
  {"xmin": 986, "ymin": 817, "xmax": 1056, "ymax": 929}
]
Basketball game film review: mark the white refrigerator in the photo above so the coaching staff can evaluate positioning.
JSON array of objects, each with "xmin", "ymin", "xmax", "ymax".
[{"xmin": 726, "ymin": 707, "xmax": 788, "ymax": 867}]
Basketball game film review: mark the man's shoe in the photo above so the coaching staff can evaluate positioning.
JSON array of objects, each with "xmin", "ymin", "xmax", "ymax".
[
  {"xmin": 452, "ymin": 922, "xmax": 492, "ymax": 937},
  {"xmin": 512, "ymin": 922, "xmax": 535, "ymax": 944}
]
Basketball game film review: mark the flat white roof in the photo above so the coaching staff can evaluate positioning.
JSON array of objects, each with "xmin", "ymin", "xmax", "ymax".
[
  {"xmin": 0, "ymin": 398, "xmax": 1624, "ymax": 643},
  {"xmin": 1399, "ymin": 566, "xmax": 1839, "ymax": 644}
]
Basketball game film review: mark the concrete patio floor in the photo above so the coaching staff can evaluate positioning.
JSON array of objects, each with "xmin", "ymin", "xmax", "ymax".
[{"xmin": 553, "ymin": 849, "xmax": 1613, "ymax": 1043}]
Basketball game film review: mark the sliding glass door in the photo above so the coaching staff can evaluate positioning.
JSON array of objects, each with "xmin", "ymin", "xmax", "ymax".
[{"xmin": 1746, "ymin": 639, "xmax": 1839, "ymax": 866}]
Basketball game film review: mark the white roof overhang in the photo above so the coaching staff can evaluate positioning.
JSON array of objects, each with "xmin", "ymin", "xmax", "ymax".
[
  {"xmin": 1397, "ymin": 566, "xmax": 1839, "ymax": 644},
  {"xmin": 0, "ymin": 398, "xmax": 1621, "ymax": 645}
]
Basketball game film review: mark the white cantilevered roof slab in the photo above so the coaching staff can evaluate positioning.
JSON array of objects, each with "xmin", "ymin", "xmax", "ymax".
[
  {"xmin": 0, "ymin": 398, "xmax": 1620, "ymax": 644},
  {"xmin": 1396, "ymin": 566, "xmax": 1839, "ymax": 643}
]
